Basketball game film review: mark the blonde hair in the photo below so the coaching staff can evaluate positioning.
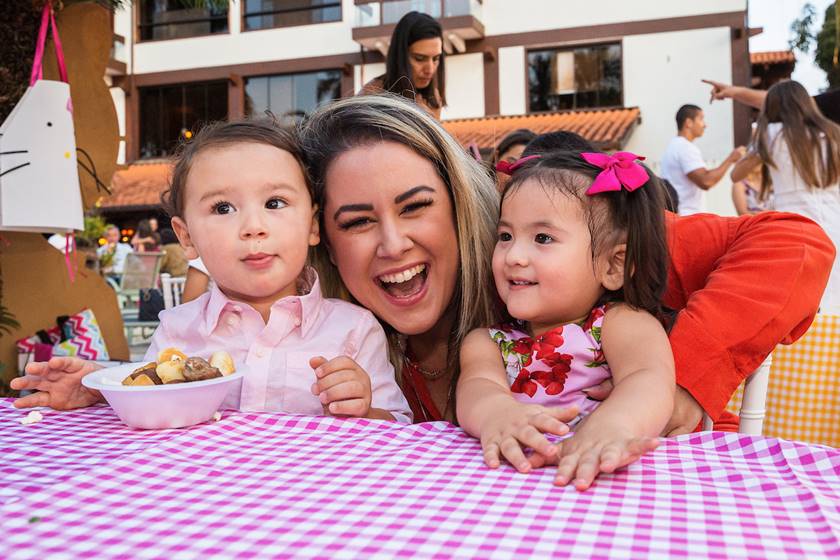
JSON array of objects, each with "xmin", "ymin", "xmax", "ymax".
[{"xmin": 301, "ymin": 94, "xmax": 501, "ymax": 391}]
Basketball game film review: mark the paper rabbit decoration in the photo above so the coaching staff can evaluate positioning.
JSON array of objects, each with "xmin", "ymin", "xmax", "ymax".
[{"xmin": 0, "ymin": 4, "xmax": 83, "ymax": 233}]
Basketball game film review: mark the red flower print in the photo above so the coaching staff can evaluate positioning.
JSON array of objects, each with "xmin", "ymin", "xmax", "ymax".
[
  {"xmin": 582, "ymin": 307, "xmax": 605, "ymax": 333},
  {"xmin": 511, "ymin": 369, "xmax": 537, "ymax": 397},
  {"xmin": 542, "ymin": 351, "xmax": 573, "ymax": 368},
  {"xmin": 512, "ymin": 337, "xmax": 534, "ymax": 355},
  {"xmin": 540, "ymin": 329, "xmax": 564, "ymax": 348},
  {"xmin": 544, "ymin": 381, "xmax": 565, "ymax": 395},
  {"xmin": 551, "ymin": 356, "xmax": 573, "ymax": 375}
]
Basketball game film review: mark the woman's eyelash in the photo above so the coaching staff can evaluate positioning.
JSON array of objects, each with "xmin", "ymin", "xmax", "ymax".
[
  {"xmin": 402, "ymin": 198, "xmax": 433, "ymax": 213},
  {"xmin": 338, "ymin": 217, "xmax": 371, "ymax": 230}
]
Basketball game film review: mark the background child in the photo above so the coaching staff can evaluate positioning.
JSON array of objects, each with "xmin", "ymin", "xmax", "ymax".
[
  {"xmin": 12, "ymin": 120, "xmax": 411, "ymax": 423},
  {"xmin": 457, "ymin": 151, "xmax": 675, "ymax": 490}
]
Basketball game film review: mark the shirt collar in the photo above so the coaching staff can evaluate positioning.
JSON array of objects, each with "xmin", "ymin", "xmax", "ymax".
[{"xmin": 202, "ymin": 267, "xmax": 324, "ymax": 336}]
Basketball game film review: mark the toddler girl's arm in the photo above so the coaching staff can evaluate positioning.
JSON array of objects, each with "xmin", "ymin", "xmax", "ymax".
[
  {"xmin": 457, "ymin": 329, "xmax": 577, "ymax": 473},
  {"xmin": 311, "ymin": 312, "xmax": 412, "ymax": 423},
  {"xmin": 552, "ymin": 304, "xmax": 674, "ymax": 491},
  {"xmin": 11, "ymin": 357, "xmax": 104, "ymax": 410}
]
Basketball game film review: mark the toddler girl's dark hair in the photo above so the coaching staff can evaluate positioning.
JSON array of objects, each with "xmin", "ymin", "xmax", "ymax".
[
  {"xmin": 161, "ymin": 119, "xmax": 311, "ymax": 218},
  {"xmin": 503, "ymin": 151, "xmax": 669, "ymax": 319}
]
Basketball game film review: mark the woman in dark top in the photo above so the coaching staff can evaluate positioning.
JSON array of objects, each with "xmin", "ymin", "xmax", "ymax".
[{"xmin": 359, "ymin": 11, "xmax": 446, "ymax": 119}]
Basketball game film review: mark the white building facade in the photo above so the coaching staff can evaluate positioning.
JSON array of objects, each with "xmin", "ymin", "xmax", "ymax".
[{"xmin": 111, "ymin": 0, "xmax": 751, "ymax": 215}]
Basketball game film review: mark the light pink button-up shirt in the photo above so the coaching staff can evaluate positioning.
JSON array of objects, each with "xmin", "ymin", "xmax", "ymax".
[{"xmin": 145, "ymin": 269, "xmax": 412, "ymax": 423}]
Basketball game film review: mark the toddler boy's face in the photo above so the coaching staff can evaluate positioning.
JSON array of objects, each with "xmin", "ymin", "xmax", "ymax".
[{"xmin": 172, "ymin": 143, "xmax": 319, "ymax": 306}]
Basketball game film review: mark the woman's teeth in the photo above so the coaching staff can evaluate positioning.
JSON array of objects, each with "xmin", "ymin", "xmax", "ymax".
[{"xmin": 379, "ymin": 264, "xmax": 426, "ymax": 284}]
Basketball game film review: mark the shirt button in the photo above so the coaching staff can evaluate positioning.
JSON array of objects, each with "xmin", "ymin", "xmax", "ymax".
[
  {"xmin": 294, "ymin": 318, "xmax": 301, "ymax": 327},
  {"xmin": 255, "ymin": 348, "xmax": 265, "ymax": 358},
  {"xmin": 227, "ymin": 317, "xmax": 238, "ymax": 326}
]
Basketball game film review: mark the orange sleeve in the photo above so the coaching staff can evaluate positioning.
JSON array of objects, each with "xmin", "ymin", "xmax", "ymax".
[{"xmin": 663, "ymin": 211, "xmax": 835, "ymax": 420}]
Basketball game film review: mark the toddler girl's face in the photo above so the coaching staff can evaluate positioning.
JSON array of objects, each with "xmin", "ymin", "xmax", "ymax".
[
  {"xmin": 493, "ymin": 179, "xmax": 607, "ymax": 334},
  {"xmin": 172, "ymin": 142, "xmax": 319, "ymax": 306}
]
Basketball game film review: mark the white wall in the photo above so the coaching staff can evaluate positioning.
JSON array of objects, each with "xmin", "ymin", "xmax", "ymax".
[
  {"xmin": 623, "ymin": 27, "xmax": 737, "ymax": 216},
  {"xmin": 481, "ymin": 0, "xmax": 746, "ymax": 36},
  {"xmin": 440, "ymin": 53, "xmax": 484, "ymax": 119},
  {"xmin": 354, "ymin": 62, "xmax": 385, "ymax": 93},
  {"xmin": 130, "ymin": 0, "xmax": 359, "ymax": 74},
  {"xmin": 114, "ymin": 6, "xmax": 133, "ymax": 73},
  {"xmin": 499, "ymin": 46, "xmax": 526, "ymax": 115},
  {"xmin": 108, "ymin": 84, "xmax": 127, "ymax": 165}
]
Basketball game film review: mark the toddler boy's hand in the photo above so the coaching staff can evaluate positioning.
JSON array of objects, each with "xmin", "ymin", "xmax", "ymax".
[
  {"xmin": 11, "ymin": 357, "xmax": 104, "ymax": 410},
  {"xmin": 310, "ymin": 356, "xmax": 372, "ymax": 418}
]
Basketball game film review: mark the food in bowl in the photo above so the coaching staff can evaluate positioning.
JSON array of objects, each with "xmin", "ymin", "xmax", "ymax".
[
  {"xmin": 81, "ymin": 357, "xmax": 245, "ymax": 430},
  {"xmin": 121, "ymin": 348, "xmax": 235, "ymax": 386}
]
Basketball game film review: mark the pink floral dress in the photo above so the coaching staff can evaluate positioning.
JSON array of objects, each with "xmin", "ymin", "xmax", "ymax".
[{"xmin": 489, "ymin": 305, "xmax": 611, "ymax": 422}]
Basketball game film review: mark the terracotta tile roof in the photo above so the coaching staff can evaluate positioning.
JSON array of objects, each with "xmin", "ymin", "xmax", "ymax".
[
  {"xmin": 99, "ymin": 107, "xmax": 640, "ymax": 211},
  {"xmin": 98, "ymin": 160, "xmax": 172, "ymax": 210},
  {"xmin": 442, "ymin": 107, "xmax": 641, "ymax": 153},
  {"xmin": 750, "ymin": 50, "xmax": 796, "ymax": 65}
]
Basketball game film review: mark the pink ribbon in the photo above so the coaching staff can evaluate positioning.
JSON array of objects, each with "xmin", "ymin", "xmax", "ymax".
[
  {"xmin": 64, "ymin": 233, "xmax": 77, "ymax": 283},
  {"xmin": 30, "ymin": 3, "xmax": 68, "ymax": 87},
  {"xmin": 580, "ymin": 152, "xmax": 649, "ymax": 195},
  {"xmin": 495, "ymin": 155, "xmax": 541, "ymax": 176}
]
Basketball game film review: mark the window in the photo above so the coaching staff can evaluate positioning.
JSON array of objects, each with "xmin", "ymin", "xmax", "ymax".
[
  {"xmin": 245, "ymin": 70, "xmax": 341, "ymax": 122},
  {"xmin": 139, "ymin": 0, "xmax": 228, "ymax": 41},
  {"xmin": 528, "ymin": 44, "xmax": 622, "ymax": 112},
  {"xmin": 139, "ymin": 81, "xmax": 228, "ymax": 158},
  {"xmin": 244, "ymin": 0, "xmax": 341, "ymax": 31}
]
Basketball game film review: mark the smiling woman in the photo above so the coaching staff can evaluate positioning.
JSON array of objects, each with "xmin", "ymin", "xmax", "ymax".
[
  {"xmin": 303, "ymin": 94, "xmax": 498, "ymax": 421},
  {"xmin": 358, "ymin": 11, "xmax": 446, "ymax": 120}
]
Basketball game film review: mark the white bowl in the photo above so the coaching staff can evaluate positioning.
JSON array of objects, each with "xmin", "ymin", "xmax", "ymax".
[{"xmin": 82, "ymin": 362, "xmax": 244, "ymax": 430}]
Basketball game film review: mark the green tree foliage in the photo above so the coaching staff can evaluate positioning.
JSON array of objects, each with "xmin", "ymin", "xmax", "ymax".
[{"xmin": 790, "ymin": 2, "xmax": 839, "ymax": 88}]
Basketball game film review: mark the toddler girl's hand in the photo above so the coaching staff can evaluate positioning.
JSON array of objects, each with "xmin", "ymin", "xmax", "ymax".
[
  {"xmin": 480, "ymin": 404, "xmax": 578, "ymax": 473},
  {"xmin": 551, "ymin": 423, "xmax": 659, "ymax": 491},
  {"xmin": 11, "ymin": 357, "xmax": 104, "ymax": 410},
  {"xmin": 310, "ymin": 356, "xmax": 372, "ymax": 418}
]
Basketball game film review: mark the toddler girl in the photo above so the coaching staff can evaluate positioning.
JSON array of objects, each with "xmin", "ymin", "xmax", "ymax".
[
  {"xmin": 457, "ymin": 151, "xmax": 675, "ymax": 490},
  {"xmin": 13, "ymin": 120, "xmax": 411, "ymax": 423}
]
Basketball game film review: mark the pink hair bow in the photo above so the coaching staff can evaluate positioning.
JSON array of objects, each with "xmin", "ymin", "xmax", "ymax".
[
  {"xmin": 580, "ymin": 152, "xmax": 648, "ymax": 195},
  {"xmin": 495, "ymin": 154, "xmax": 540, "ymax": 176}
]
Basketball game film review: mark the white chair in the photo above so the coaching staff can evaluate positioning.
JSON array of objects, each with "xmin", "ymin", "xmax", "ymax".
[
  {"xmin": 702, "ymin": 354, "xmax": 773, "ymax": 435},
  {"xmin": 160, "ymin": 273, "xmax": 186, "ymax": 309}
]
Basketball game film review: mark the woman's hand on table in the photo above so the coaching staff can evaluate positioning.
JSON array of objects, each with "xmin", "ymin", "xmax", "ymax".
[
  {"xmin": 479, "ymin": 403, "xmax": 577, "ymax": 473},
  {"xmin": 310, "ymin": 356, "xmax": 390, "ymax": 420},
  {"xmin": 11, "ymin": 357, "xmax": 104, "ymax": 410}
]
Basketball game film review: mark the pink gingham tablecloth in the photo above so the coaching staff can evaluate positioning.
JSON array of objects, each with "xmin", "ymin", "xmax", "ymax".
[{"xmin": 0, "ymin": 399, "xmax": 838, "ymax": 559}]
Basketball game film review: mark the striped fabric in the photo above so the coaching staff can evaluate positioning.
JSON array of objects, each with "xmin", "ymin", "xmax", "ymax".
[{"xmin": 727, "ymin": 313, "xmax": 839, "ymax": 447}]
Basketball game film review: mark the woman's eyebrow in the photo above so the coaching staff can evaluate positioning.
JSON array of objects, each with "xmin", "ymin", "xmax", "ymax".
[
  {"xmin": 333, "ymin": 203, "xmax": 373, "ymax": 221},
  {"xmin": 395, "ymin": 185, "xmax": 434, "ymax": 204}
]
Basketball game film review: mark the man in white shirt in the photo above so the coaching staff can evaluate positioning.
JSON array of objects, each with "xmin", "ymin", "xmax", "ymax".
[
  {"xmin": 660, "ymin": 104, "xmax": 744, "ymax": 215},
  {"xmin": 97, "ymin": 224, "xmax": 133, "ymax": 278}
]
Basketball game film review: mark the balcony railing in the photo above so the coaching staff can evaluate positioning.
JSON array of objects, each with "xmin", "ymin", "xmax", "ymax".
[{"xmin": 355, "ymin": 0, "xmax": 482, "ymax": 28}]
